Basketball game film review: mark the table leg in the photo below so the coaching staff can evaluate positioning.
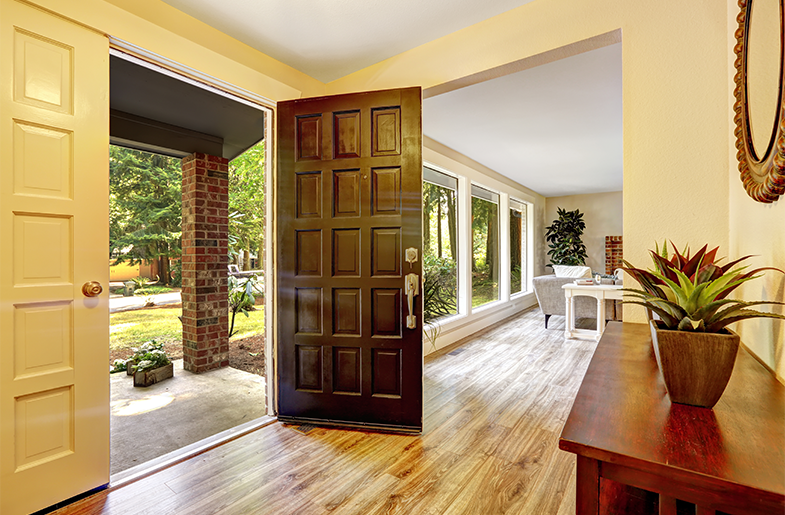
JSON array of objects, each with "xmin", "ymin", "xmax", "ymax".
[
  {"xmin": 659, "ymin": 494, "xmax": 677, "ymax": 515},
  {"xmin": 576, "ymin": 455, "xmax": 600, "ymax": 515},
  {"xmin": 597, "ymin": 297, "xmax": 606, "ymax": 340},
  {"xmin": 565, "ymin": 293, "xmax": 574, "ymax": 338}
]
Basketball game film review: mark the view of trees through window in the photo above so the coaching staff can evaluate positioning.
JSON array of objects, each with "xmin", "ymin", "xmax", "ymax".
[
  {"xmin": 472, "ymin": 186, "xmax": 499, "ymax": 307},
  {"xmin": 422, "ymin": 168, "xmax": 458, "ymax": 322},
  {"xmin": 510, "ymin": 200, "xmax": 527, "ymax": 294},
  {"xmin": 110, "ymin": 146, "xmax": 183, "ymax": 285}
]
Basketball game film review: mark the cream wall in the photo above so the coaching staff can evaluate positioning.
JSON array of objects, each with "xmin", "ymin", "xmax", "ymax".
[
  {"xmin": 327, "ymin": 0, "xmax": 731, "ymax": 327},
  {"xmin": 544, "ymin": 192, "xmax": 623, "ymax": 274},
  {"xmin": 726, "ymin": 0, "xmax": 785, "ymax": 382}
]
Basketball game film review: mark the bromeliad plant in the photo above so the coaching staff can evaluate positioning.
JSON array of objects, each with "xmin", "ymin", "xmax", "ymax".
[{"xmin": 622, "ymin": 241, "xmax": 785, "ymax": 332}]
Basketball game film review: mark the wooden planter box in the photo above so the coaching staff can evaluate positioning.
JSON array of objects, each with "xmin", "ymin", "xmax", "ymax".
[{"xmin": 133, "ymin": 362, "xmax": 174, "ymax": 387}]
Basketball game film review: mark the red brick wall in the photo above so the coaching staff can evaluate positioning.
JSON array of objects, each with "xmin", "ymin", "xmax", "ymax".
[
  {"xmin": 181, "ymin": 153, "xmax": 230, "ymax": 373},
  {"xmin": 605, "ymin": 236, "xmax": 623, "ymax": 275}
]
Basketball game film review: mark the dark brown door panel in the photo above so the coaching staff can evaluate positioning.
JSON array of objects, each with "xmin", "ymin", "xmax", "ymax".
[{"xmin": 277, "ymin": 87, "xmax": 423, "ymax": 432}]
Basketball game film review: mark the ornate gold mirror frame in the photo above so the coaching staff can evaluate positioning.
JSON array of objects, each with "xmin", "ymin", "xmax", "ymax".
[{"xmin": 734, "ymin": 0, "xmax": 785, "ymax": 203}]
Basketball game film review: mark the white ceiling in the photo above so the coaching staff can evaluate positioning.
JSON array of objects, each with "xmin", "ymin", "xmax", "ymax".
[
  {"xmin": 160, "ymin": 0, "xmax": 623, "ymax": 198},
  {"xmin": 161, "ymin": 0, "xmax": 537, "ymax": 83},
  {"xmin": 424, "ymin": 43, "xmax": 623, "ymax": 197}
]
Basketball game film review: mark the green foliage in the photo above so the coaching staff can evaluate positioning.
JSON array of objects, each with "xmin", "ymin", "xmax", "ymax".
[
  {"xmin": 229, "ymin": 142, "xmax": 265, "ymax": 267},
  {"xmin": 110, "ymin": 359, "xmax": 127, "ymax": 373},
  {"xmin": 229, "ymin": 274, "xmax": 263, "ymax": 337},
  {"xmin": 472, "ymin": 197, "xmax": 498, "ymax": 278},
  {"xmin": 110, "ymin": 146, "xmax": 182, "ymax": 285},
  {"xmin": 127, "ymin": 340, "xmax": 171, "ymax": 373},
  {"xmin": 170, "ymin": 260, "xmax": 182, "ymax": 287},
  {"xmin": 622, "ymin": 242, "xmax": 785, "ymax": 333},
  {"xmin": 545, "ymin": 207, "xmax": 587, "ymax": 266},
  {"xmin": 129, "ymin": 276, "xmax": 157, "ymax": 288},
  {"xmin": 423, "ymin": 181, "xmax": 457, "ymax": 260},
  {"xmin": 423, "ymin": 255, "xmax": 457, "ymax": 322},
  {"xmin": 133, "ymin": 286, "xmax": 173, "ymax": 296}
]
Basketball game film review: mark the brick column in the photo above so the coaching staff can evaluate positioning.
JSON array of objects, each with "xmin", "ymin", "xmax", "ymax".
[
  {"xmin": 181, "ymin": 152, "xmax": 230, "ymax": 373},
  {"xmin": 605, "ymin": 236, "xmax": 623, "ymax": 275}
]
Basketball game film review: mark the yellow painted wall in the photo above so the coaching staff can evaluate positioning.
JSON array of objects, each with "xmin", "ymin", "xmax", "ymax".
[
  {"xmin": 328, "ymin": 0, "xmax": 732, "ymax": 327},
  {"xmin": 726, "ymin": 0, "xmax": 785, "ymax": 381},
  {"xmin": 545, "ymin": 192, "xmax": 623, "ymax": 274},
  {"xmin": 30, "ymin": 0, "xmax": 325, "ymax": 100},
  {"xmin": 108, "ymin": 260, "xmax": 139, "ymax": 282}
]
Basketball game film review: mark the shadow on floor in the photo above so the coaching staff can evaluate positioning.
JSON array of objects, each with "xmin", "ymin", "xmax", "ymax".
[{"xmin": 110, "ymin": 359, "xmax": 266, "ymax": 476}]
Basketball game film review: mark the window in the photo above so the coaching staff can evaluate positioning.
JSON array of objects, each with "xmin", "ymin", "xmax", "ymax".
[
  {"xmin": 510, "ymin": 199, "xmax": 527, "ymax": 295},
  {"xmin": 471, "ymin": 185, "xmax": 499, "ymax": 308},
  {"xmin": 422, "ymin": 167, "xmax": 458, "ymax": 322}
]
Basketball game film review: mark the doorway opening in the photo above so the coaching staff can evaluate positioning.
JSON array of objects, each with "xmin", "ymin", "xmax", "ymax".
[{"xmin": 107, "ymin": 140, "xmax": 268, "ymax": 477}]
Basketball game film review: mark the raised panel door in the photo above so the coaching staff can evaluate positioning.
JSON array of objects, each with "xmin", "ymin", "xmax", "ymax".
[
  {"xmin": 0, "ymin": 3, "xmax": 109, "ymax": 514},
  {"xmin": 277, "ymin": 87, "xmax": 422, "ymax": 431}
]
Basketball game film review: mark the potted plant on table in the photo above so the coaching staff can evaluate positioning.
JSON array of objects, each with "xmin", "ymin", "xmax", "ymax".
[{"xmin": 622, "ymin": 242, "xmax": 784, "ymax": 408}]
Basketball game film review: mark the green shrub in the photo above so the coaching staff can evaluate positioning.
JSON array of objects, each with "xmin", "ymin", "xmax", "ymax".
[
  {"xmin": 423, "ymin": 255, "xmax": 457, "ymax": 322},
  {"xmin": 134, "ymin": 286, "xmax": 174, "ymax": 296}
]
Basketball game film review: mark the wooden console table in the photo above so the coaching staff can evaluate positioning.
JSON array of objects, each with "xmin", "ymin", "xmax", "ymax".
[{"xmin": 559, "ymin": 322, "xmax": 785, "ymax": 515}]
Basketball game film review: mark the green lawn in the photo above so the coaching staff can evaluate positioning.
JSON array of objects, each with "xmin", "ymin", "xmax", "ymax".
[
  {"xmin": 110, "ymin": 307, "xmax": 265, "ymax": 351},
  {"xmin": 472, "ymin": 279, "xmax": 499, "ymax": 308}
]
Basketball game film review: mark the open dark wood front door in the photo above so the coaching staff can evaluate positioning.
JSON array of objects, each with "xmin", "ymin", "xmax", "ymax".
[{"xmin": 276, "ymin": 87, "xmax": 423, "ymax": 432}]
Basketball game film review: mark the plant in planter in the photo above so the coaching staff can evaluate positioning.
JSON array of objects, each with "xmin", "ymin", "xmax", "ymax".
[
  {"xmin": 622, "ymin": 241, "xmax": 785, "ymax": 408},
  {"xmin": 545, "ymin": 207, "xmax": 587, "ymax": 267},
  {"xmin": 127, "ymin": 340, "xmax": 173, "ymax": 387}
]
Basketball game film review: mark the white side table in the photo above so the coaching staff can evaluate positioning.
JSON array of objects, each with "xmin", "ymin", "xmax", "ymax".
[{"xmin": 562, "ymin": 283, "xmax": 624, "ymax": 341}]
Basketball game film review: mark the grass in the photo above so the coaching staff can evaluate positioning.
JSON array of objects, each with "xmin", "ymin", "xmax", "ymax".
[
  {"xmin": 133, "ymin": 286, "xmax": 174, "ymax": 296},
  {"xmin": 472, "ymin": 279, "xmax": 499, "ymax": 308},
  {"xmin": 110, "ymin": 307, "xmax": 264, "ymax": 351}
]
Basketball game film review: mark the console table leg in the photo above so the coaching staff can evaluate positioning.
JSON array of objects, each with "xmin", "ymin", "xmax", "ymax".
[
  {"xmin": 695, "ymin": 507, "xmax": 716, "ymax": 515},
  {"xmin": 659, "ymin": 494, "xmax": 676, "ymax": 515},
  {"xmin": 597, "ymin": 297, "xmax": 606, "ymax": 338},
  {"xmin": 576, "ymin": 455, "xmax": 600, "ymax": 515}
]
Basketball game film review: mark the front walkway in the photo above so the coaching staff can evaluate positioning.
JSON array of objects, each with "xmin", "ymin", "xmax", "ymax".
[
  {"xmin": 110, "ymin": 359, "xmax": 266, "ymax": 476},
  {"xmin": 110, "ymin": 290, "xmax": 182, "ymax": 313}
]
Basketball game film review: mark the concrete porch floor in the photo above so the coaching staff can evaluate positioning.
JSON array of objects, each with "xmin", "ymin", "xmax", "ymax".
[{"xmin": 110, "ymin": 359, "xmax": 267, "ymax": 476}]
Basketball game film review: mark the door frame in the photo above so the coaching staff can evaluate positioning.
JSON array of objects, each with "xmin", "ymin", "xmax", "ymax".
[{"xmin": 106, "ymin": 37, "xmax": 280, "ymax": 418}]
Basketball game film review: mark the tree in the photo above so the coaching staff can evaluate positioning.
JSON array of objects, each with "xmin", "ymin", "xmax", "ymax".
[
  {"xmin": 110, "ymin": 146, "xmax": 182, "ymax": 285},
  {"xmin": 228, "ymin": 141, "xmax": 265, "ymax": 270},
  {"xmin": 545, "ymin": 207, "xmax": 588, "ymax": 266},
  {"xmin": 471, "ymin": 196, "xmax": 498, "ymax": 280}
]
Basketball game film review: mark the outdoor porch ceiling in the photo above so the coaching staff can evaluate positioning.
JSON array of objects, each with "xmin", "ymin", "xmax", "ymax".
[{"xmin": 109, "ymin": 51, "xmax": 265, "ymax": 160}]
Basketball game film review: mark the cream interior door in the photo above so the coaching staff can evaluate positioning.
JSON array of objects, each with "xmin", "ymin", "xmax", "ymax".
[{"xmin": 0, "ymin": 1, "xmax": 110, "ymax": 514}]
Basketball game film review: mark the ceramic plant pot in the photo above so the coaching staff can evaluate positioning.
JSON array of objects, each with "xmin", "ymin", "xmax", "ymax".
[{"xmin": 649, "ymin": 321, "xmax": 740, "ymax": 408}]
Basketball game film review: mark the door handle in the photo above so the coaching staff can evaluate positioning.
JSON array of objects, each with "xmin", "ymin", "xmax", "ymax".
[
  {"xmin": 82, "ymin": 281, "xmax": 103, "ymax": 297},
  {"xmin": 405, "ymin": 273, "xmax": 419, "ymax": 329}
]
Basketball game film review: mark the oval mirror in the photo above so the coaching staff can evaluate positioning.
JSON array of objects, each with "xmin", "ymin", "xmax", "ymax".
[{"xmin": 734, "ymin": 0, "xmax": 785, "ymax": 203}]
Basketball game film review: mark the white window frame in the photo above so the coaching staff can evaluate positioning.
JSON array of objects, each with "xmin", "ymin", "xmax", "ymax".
[{"xmin": 422, "ymin": 158, "xmax": 538, "ymax": 355}]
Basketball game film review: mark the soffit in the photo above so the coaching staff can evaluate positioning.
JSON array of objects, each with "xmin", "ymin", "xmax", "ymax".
[{"xmin": 110, "ymin": 53, "xmax": 266, "ymax": 160}]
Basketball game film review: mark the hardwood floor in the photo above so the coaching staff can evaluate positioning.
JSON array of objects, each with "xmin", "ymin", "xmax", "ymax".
[{"xmin": 53, "ymin": 308, "xmax": 597, "ymax": 515}]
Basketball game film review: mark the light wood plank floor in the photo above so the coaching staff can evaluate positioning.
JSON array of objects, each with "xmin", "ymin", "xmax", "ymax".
[{"xmin": 53, "ymin": 308, "xmax": 598, "ymax": 515}]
